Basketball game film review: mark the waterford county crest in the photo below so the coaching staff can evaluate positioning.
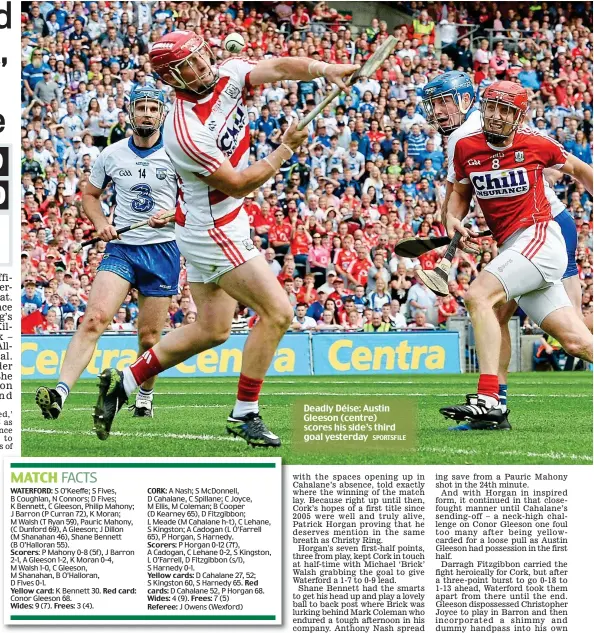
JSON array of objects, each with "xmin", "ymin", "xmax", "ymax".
[{"xmin": 156, "ymin": 168, "xmax": 168, "ymax": 180}]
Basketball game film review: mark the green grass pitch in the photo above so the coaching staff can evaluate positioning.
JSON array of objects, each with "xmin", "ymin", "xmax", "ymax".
[{"xmin": 21, "ymin": 373, "xmax": 592, "ymax": 465}]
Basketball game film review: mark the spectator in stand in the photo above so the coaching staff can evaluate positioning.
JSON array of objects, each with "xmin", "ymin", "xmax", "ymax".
[
  {"xmin": 317, "ymin": 308, "xmax": 343, "ymax": 331},
  {"xmin": 172, "ymin": 297, "xmax": 192, "ymax": 329},
  {"xmin": 291, "ymin": 303, "xmax": 317, "ymax": 331},
  {"xmin": 388, "ymin": 300, "xmax": 407, "ymax": 330},
  {"xmin": 363, "ymin": 310, "xmax": 390, "ymax": 332},
  {"xmin": 407, "ymin": 311, "xmax": 436, "ymax": 330}
]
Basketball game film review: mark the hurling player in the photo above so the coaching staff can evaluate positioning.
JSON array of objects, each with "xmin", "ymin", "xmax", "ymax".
[
  {"xmin": 422, "ymin": 73, "xmax": 592, "ymax": 430},
  {"xmin": 92, "ymin": 31, "xmax": 360, "ymax": 446},
  {"xmin": 36, "ymin": 87, "xmax": 178, "ymax": 431},
  {"xmin": 440, "ymin": 81, "xmax": 593, "ymax": 428}
]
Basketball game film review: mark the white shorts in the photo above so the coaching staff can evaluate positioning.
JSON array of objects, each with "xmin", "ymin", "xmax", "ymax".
[
  {"xmin": 176, "ymin": 209, "xmax": 261, "ymax": 284},
  {"xmin": 485, "ymin": 221, "xmax": 571, "ymax": 326}
]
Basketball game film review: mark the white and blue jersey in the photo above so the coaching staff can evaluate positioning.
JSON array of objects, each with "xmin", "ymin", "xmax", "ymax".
[
  {"xmin": 89, "ymin": 136, "xmax": 177, "ymax": 245},
  {"xmin": 90, "ymin": 136, "xmax": 180, "ymax": 297},
  {"xmin": 446, "ymin": 107, "xmax": 481, "ymax": 184},
  {"xmin": 544, "ymin": 178, "xmax": 577, "ymax": 279}
]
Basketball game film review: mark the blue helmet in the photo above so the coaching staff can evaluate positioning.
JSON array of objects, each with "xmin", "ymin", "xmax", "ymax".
[
  {"xmin": 421, "ymin": 71, "xmax": 475, "ymax": 135},
  {"xmin": 129, "ymin": 86, "xmax": 166, "ymax": 137}
]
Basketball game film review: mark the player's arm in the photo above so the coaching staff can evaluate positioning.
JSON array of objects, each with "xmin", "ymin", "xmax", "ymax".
[
  {"xmin": 445, "ymin": 181, "xmax": 475, "ymax": 239},
  {"xmin": 202, "ymin": 118, "xmax": 308, "ymax": 199},
  {"xmin": 543, "ymin": 167, "xmax": 563, "ymax": 186},
  {"xmin": 249, "ymin": 58, "xmax": 360, "ymax": 91},
  {"xmin": 559, "ymin": 154, "xmax": 593, "ymax": 196},
  {"xmin": 437, "ymin": 180, "xmax": 454, "ymax": 224},
  {"xmin": 82, "ymin": 182, "xmax": 119, "ymax": 242}
]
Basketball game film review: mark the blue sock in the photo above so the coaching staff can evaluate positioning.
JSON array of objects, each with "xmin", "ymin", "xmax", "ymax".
[
  {"xmin": 56, "ymin": 382, "xmax": 70, "ymax": 403},
  {"xmin": 498, "ymin": 384, "xmax": 508, "ymax": 411}
]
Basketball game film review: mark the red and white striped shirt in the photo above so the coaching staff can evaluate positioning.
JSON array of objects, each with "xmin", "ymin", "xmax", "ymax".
[{"xmin": 164, "ymin": 58, "xmax": 257, "ymax": 230}]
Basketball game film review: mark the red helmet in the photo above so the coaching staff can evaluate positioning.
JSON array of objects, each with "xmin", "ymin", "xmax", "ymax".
[
  {"xmin": 482, "ymin": 81, "xmax": 529, "ymax": 112},
  {"xmin": 480, "ymin": 81, "xmax": 528, "ymax": 143},
  {"xmin": 149, "ymin": 31, "xmax": 218, "ymax": 94}
]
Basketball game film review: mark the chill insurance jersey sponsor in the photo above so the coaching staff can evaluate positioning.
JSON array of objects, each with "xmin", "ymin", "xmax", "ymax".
[
  {"xmin": 453, "ymin": 127, "xmax": 568, "ymax": 244},
  {"xmin": 164, "ymin": 57, "xmax": 257, "ymax": 230},
  {"xmin": 448, "ymin": 112, "xmax": 567, "ymax": 219},
  {"xmin": 89, "ymin": 137, "xmax": 177, "ymax": 245}
]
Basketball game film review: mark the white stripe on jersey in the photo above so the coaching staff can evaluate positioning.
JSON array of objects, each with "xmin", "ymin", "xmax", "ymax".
[{"xmin": 89, "ymin": 137, "xmax": 177, "ymax": 245}]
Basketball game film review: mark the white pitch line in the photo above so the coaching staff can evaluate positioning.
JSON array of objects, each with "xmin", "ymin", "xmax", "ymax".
[
  {"xmin": 21, "ymin": 428, "xmax": 591, "ymax": 462},
  {"xmin": 22, "ymin": 391, "xmax": 591, "ymax": 398},
  {"xmin": 420, "ymin": 446, "xmax": 592, "ymax": 462},
  {"xmin": 22, "ymin": 405, "xmax": 230, "ymax": 413},
  {"xmin": 22, "ymin": 428, "xmax": 242, "ymax": 443}
]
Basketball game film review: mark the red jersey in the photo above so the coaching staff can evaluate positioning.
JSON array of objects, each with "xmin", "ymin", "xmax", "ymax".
[
  {"xmin": 296, "ymin": 286, "xmax": 318, "ymax": 305},
  {"xmin": 268, "ymin": 222, "xmax": 292, "ymax": 244},
  {"xmin": 244, "ymin": 201, "xmax": 261, "ymax": 226},
  {"xmin": 348, "ymin": 257, "xmax": 371, "ymax": 287},
  {"xmin": 453, "ymin": 128, "xmax": 568, "ymax": 244},
  {"xmin": 253, "ymin": 212, "xmax": 273, "ymax": 234},
  {"xmin": 291, "ymin": 230, "xmax": 310, "ymax": 255},
  {"xmin": 418, "ymin": 250, "xmax": 440, "ymax": 270},
  {"xmin": 334, "ymin": 248, "xmax": 357, "ymax": 272},
  {"xmin": 328, "ymin": 290, "xmax": 347, "ymax": 311}
]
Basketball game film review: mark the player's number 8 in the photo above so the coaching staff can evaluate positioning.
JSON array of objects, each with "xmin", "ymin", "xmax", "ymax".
[
  {"xmin": 492, "ymin": 159, "xmax": 500, "ymax": 169},
  {"xmin": 131, "ymin": 183, "xmax": 155, "ymax": 213}
]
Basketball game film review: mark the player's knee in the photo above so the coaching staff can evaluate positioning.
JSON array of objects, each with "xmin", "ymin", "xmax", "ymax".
[
  {"xmin": 465, "ymin": 287, "xmax": 495, "ymax": 314},
  {"xmin": 210, "ymin": 327, "xmax": 231, "ymax": 347},
  {"xmin": 262, "ymin": 304, "xmax": 293, "ymax": 333},
  {"xmin": 138, "ymin": 328, "xmax": 161, "ymax": 351},
  {"xmin": 562, "ymin": 333, "xmax": 592, "ymax": 360},
  {"xmin": 80, "ymin": 308, "xmax": 111, "ymax": 337},
  {"xmin": 464, "ymin": 287, "xmax": 482, "ymax": 312},
  {"xmin": 190, "ymin": 320, "xmax": 230, "ymax": 347}
]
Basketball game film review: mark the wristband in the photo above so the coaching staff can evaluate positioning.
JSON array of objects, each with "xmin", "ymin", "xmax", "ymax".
[
  {"xmin": 280, "ymin": 143, "xmax": 294, "ymax": 158},
  {"xmin": 263, "ymin": 157, "xmax": 276, "ymax": 171},
  {"xmin": 308, "ymin": 60, "xmax": 328, "ymax": 78}
]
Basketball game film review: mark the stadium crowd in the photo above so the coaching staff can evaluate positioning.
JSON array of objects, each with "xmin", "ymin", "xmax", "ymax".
[{"xmin": 20, "ymin": 1, "xmax": 593, "ymax": 335}]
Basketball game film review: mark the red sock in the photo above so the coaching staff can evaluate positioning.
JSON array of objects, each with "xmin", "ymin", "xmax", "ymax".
[
  {"xmin": 477, "ymin": 374, "xmax": 499, "ymax": 401},
  {"xmin": 237, "ymin": 373, "xmax": 263, "ymax": 402},
  {"xmin": 129, "ymin": 350, "xmax": 164, "ymax": 387}
]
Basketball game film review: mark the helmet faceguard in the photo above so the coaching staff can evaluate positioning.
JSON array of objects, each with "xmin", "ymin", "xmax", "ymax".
[
  {"xmin": 129, "ymin": 95, "xmax": 165, "ymax": 137},
  {"xmin": 150, "ymin": 32, "xmax": 220, "ymax": 96},
  {"xmin": 423, "ymin": 91, "xmax": 474, "ymax": 135},
  {"xmin": 167, "ymin": 39, "xmax": 218, "ymax": 96},
  {"xmin": 422, "ymin": 72, "xmax": 475, "ymax": 135},
  {"xmin": 480, "ymin": 83, "xmax": 528, "ymax": 145}
]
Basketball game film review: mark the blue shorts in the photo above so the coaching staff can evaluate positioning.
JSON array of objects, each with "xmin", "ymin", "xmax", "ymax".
[
  {"xmin": 554, "ymin": 209, "xmax": 578, "ymax": 279},
  {"xmin": 98, "ymin": 241, "xmax": 181, "ymax": 297}
]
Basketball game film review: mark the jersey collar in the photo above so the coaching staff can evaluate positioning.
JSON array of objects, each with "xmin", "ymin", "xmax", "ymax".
[
  {"xmin": 128, "ymin": 134, "xmax": 163, "ymax": 158},
  {"xmin": 464, "ymin": 105, "xmax": 478, "ymax": 121}
]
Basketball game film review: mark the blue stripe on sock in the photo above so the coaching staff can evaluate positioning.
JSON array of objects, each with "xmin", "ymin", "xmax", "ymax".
[
  {"xmin": 498, "ymin": 384, "xmax": 508, "ymax": 404},
  {"xmin": 56, "ymin": 382, "xmax": 70, "ymax": 395}
]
